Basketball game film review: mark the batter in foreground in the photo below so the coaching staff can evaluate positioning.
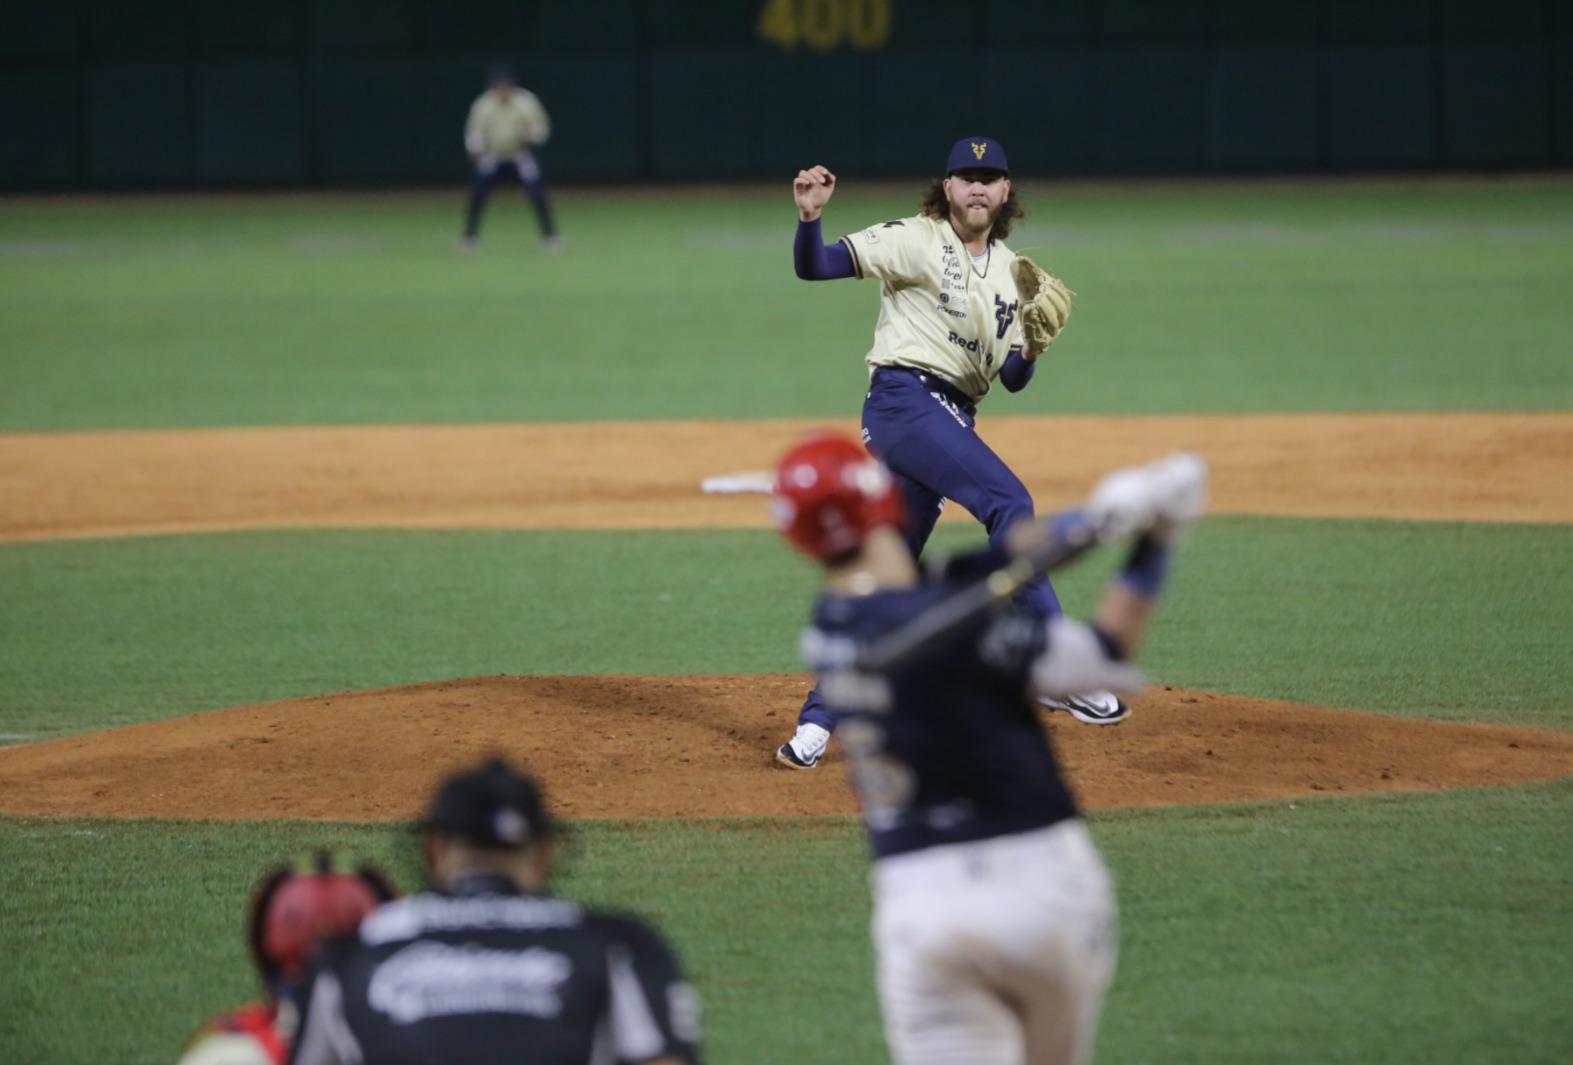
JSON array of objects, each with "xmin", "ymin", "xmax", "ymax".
[
  {"xmin": 781, "ymin": 136, "xmax": 1124, "ymax": 771},
  {"xmin": 773, "ymin": 432, "xmax": 1207, "ymax": 1065}
]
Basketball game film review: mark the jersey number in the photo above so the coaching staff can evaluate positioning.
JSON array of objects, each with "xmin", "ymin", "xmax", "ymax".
[{"xmin": 994, "ymin": 296, "xmax": 1018, "ymax": 340}]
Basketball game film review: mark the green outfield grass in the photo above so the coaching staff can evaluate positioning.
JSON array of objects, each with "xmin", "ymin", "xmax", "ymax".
[
  {"xmin": 3, "ymin": 182, "xmax": 1570, "ymax": 1065},
  {"xmin": 4, "ymin": 779, "xmax": 1571, "ymax": 1065},
  {"xmin": 2, "ymin": 182, "xmax": 1571, "ymax": 431},
  {"xmin": 3, "ymin": 517, "xmax": 1570, "ymax": 741}
]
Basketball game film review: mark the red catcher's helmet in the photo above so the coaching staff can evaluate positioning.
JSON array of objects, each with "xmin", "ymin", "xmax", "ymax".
[
  {"xmin": 248, "ymin": 852, "xmax": 396, "ymax": 988},
  {"xmin": 773, "ymin": 432, "xmax": 906, "ymax": 561}
]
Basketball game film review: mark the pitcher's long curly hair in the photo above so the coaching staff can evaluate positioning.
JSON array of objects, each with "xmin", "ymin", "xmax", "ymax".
[{"xmin": 920, "ymin": 178, "xmax": 1024, "ymax": 243}]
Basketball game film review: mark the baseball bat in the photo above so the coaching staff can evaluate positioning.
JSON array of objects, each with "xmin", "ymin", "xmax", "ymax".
[{"xmin": 854, "ymin": 514, "xmax": 1099, "ymax": 674}]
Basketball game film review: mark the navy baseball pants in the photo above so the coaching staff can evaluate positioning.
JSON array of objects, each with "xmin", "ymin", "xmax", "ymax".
[
  {"xmin": 797, "ymin": 366, "xmax": 1062, "ymax": 732},
  {"xmin": 463, "ymin": 154, "xmax": 557, "ymax": 240}
]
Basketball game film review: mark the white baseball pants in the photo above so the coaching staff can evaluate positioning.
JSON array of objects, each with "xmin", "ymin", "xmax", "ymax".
[{"xmin": 871, "ymin": 819, "xmax": 1118, "ymax": 1065}]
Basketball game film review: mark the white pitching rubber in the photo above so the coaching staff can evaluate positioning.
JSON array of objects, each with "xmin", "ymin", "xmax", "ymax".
[{"xmin": 700, "ymin": 471, "xmax": 776, "ymax": 495}]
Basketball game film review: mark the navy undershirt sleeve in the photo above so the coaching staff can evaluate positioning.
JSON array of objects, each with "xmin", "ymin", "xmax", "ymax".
[
  {"xmin": 794, "ymin": 217, "xmax": 856, "ymax": 280},
  {"xmin": 998, "ymin": 347, "xmax": 1037, "ymax": 392}
]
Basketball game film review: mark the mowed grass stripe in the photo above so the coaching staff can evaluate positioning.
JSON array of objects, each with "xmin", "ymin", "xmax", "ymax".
[
  {"xmin": 2, "ymin": 183, "xmax": 1571, "ymax": 431},
  {"xmin": 2, "ymin": 518, "xmax": 1571, "ymax": 741},
  {"xmin": 3, "ymin": 778, "xmax": 1571, "ymax": 1065}
]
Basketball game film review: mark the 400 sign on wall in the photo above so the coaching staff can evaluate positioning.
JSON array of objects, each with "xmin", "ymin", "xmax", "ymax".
[{"xmin": 757, "ymin": 0, "xmax": 893, "ymax": 52}]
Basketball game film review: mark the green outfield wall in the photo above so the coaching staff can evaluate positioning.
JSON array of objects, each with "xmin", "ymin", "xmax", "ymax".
[{"xmin": 3, "ymin": 0, "xmax": 1571, "ymax": 188}]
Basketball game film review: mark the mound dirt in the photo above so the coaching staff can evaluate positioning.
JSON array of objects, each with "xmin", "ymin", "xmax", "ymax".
[{"xmin": 2, "ymin": 675, "xmax": 1570, "ymax": 822}]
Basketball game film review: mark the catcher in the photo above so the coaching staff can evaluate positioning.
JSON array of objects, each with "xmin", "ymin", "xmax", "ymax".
[
  {"xmin": 175, "ymin": 853, "xmax": 396, "ymax": 1065},
  {"xmin": 781, "ymin": 136, "xmax": 1121, "ymax": 773}
]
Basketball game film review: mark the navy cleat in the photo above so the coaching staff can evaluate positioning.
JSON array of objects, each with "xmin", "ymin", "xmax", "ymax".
[{"xmin": 1040, "ymin": 691, "xmax": 1130, "ymax": 726}]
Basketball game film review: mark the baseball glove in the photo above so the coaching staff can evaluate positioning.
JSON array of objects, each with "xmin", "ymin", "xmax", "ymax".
[{"xmin": 1011, "ymin": 256, "xmax": 1075, "ymax": 357}]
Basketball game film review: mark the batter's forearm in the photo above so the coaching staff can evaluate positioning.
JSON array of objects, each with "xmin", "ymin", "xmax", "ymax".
[
  {"xmin": 794, "ymin": 218, "xmax": 855, "ymax": 280},
  {"xmin": 1091, "ymin": 533, "xmax": 1172, "ymax": 657}
]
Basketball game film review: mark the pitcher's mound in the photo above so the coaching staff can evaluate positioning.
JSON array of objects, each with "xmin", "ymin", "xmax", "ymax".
[{"xmin": 2, "ymin": 674, "xmax": 1571, "ymax": 822}]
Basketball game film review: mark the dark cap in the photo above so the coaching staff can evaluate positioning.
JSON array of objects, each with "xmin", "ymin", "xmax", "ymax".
[
  {"xmin": 487, "ymin": 63, "xmax": 516, "ymax": 85},
  {"xmin": 423, "ymin": 757, "xmax": 554, "ymax": 849},
  {"xmin": 946, "ymin": 136, "xmax": 1010, "ymax": 175}
]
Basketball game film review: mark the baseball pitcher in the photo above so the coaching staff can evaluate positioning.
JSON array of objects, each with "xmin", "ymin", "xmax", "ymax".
[{"xmin": 779, "ymin": 137, "xmax": 1121, "ymax": 771}]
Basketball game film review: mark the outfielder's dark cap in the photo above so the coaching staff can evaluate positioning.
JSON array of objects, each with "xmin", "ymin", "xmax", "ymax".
[
  {"xmin": 946, "ymin": 136, "xmax": 1010, "ymax": 175},
  {"xmin": 423, "ymin": 757, "xmax": 555, "ymax": 849},
  {"xmin": 487, "ymin": 63, "xmax": 516, "ymax": 84}
]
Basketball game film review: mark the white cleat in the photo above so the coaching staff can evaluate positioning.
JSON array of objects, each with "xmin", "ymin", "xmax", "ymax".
[
  {"xmin": 1039, "ymin": 691, "xmax": 1131, "ymax": 725},
  {"xmin": 775, "ymin": 722, "xmax": 831, "ymax": 769}
]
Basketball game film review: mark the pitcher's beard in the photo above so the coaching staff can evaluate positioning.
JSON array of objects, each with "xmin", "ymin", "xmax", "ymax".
[{"xmin": 949, "ymin": 201, "xmax": 1000, "ymax": 240}]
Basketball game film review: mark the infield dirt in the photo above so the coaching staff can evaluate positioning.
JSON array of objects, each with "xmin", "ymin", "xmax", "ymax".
[
  {"xmin": 3, "ymin": 411, "xmax": 1570, "ymax": 542},
  {"xmin": 2, "ymin": 411, "xmax": 1570, "ymax": 821}
]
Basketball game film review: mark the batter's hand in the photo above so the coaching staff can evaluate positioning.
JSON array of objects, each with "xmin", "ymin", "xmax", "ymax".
[
  {"xmin": 1085, "ymin": 453, "xmax": 1210, "ymax": 542},
  {"xmin": 794, "ymin": 165, "xmax": 837, "ymax": 222}
]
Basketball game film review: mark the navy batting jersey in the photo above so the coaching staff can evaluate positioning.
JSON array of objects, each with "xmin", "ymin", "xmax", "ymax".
[
  {"xmin": 803, "ymin": 548, "xmax": 1079, "ymax": 860},
  {"xmin": 290, "ymin": 875, "xmax": 701, "ymax": 1065}
]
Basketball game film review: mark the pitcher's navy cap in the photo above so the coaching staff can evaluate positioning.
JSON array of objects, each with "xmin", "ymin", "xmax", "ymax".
[
  {"xmin": 487, "ymin": 63, "xmax": 516, "ymax": 84},
  {"xmin": 946, "ymin": 136, "xmax": 1009, "ymax": 175}
]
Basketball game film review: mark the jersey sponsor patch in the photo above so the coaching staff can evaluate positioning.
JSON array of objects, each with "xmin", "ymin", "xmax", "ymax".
[
  {"xmin": 361, "ymin": 895, "xmax": 582, "ymax": 945},
  {"xmin": 368, "ymin": 942, "xmax": 572, "ymax": 1024}
]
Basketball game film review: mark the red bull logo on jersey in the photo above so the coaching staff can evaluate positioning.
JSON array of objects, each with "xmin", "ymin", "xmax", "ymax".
[{"xmin": 947, "ymin": 331, "xmax": 982, "ymax": 354}]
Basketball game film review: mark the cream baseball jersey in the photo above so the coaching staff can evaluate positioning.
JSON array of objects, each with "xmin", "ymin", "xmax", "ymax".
[
  {"xmin": 464, "ymin": 89, "xmax": 551, "ymax": 157},
  {"xmin": 840, "ymin": 214, "xmax": 1024, "ymax": 402}
]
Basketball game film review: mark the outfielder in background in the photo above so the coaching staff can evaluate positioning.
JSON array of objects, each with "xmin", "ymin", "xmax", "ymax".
[
  {"xmin": 779, "ymin": 136, "xmax": 1122, "ymax": 771},
  {"xmin": 772, "ymin": 432, "xmax": 1208, "ymax": 1065},
  {"xmin": 176, "ymin": 854, "xmax": 396, "ymax": 1065},
  {"xmin": 458, "ymin": 64, "xmax": 560, "ymax": 254}
]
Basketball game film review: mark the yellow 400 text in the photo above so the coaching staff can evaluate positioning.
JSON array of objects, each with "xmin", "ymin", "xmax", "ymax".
[{"xmin": 757, "ymin": 0, "xmax": 893, "ymax": 52}]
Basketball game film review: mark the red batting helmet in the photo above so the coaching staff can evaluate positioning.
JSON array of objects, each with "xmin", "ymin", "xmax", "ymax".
[
  {"xmin": 773, "ymin": 432, "xmax": 906, "ymax": 561},
  {"xmin": 247, "ymin": 851, "xmax": 396, "ymax": 989}
]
